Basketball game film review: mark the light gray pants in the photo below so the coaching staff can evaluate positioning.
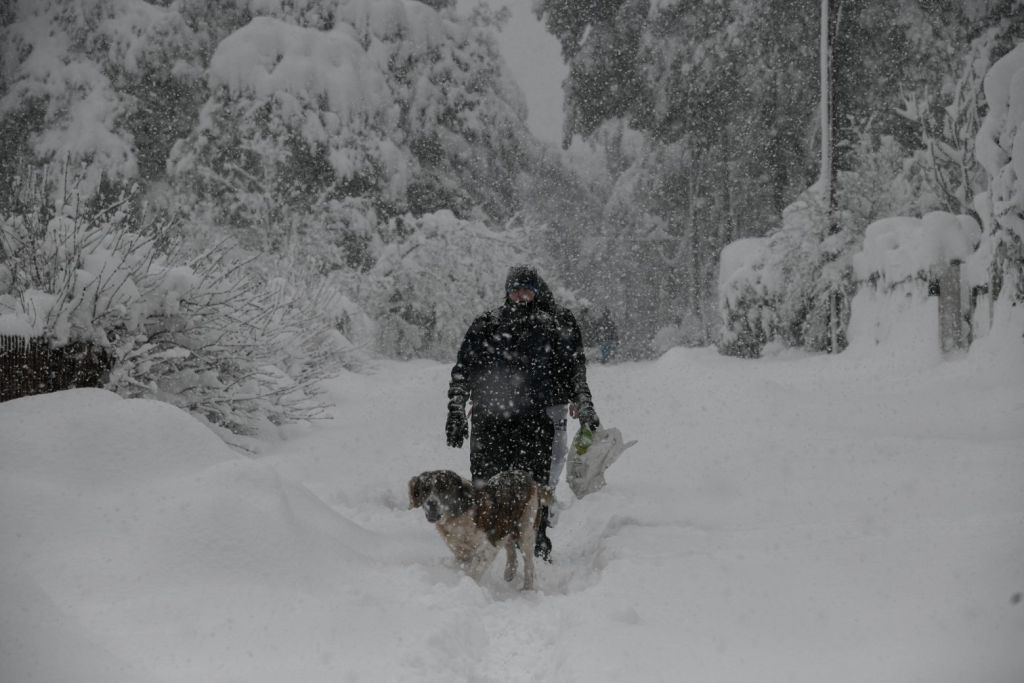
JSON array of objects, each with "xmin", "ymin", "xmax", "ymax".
[{"xmin": 546, "ymin": 404, "xmax": 569, "ymax": 487}]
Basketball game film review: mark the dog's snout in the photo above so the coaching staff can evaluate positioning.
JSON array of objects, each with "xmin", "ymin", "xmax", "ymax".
[{"xmin": 424, "ymin": 500, "xmax": 441, "ymax": 523}]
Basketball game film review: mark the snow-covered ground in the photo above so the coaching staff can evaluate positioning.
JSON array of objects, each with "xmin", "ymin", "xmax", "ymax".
[{"xmin": 2, "ymin": 333, "xmax": 1023, "ymax": 682}]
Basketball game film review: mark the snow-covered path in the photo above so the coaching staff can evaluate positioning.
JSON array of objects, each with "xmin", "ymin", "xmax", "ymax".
[
  {"xmin": 265, "ymin": 347, "xmax": 1024, "ymax": 682},
  {"xmin": 2, "ymin": 346, "xmax": 1023, "ymax": 682}
]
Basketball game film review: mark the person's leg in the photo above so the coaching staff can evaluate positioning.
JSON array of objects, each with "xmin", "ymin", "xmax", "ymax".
[
  {"xmin": 545, "ymin": 404, "xmax": 569, "ymax": 528},
  {"xmin": 507, "ymin": 412, "xmax": 555, "ymax": 560},
  {"xmin": 469, "ymin": 413, "xmax": 509, "ymax": 484},
  {"xmin": 507, "ymin": 412, "xmax": 554, "ymax": 485},
  {"xmin": 545, "ymin": 404, "xmax": 569, "ymax": 487}
]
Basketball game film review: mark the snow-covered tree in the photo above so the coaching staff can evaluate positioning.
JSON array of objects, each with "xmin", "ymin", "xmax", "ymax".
[
  {"xmin": 167, "ymin": 0, "xmax": 538, "ymax": 252},
  {"xmin": 2, "ymin": 0, "xmax": 579, "ymax": 364},
  {"xmin": 972, "ymin": 38, "xmax": 1024, "ymax": 308},
  {"xmin": 0, "ymin": 0, "xmax": 207, "ymax": 198},
  {"xmin": 165, "ymin": 14, "xmax": 398, "ymax": 256}
]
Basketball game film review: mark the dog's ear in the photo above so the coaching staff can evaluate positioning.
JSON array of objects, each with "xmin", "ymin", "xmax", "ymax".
[{"xmin": 409, "ymin": 475, "xmax": 425, "ymax": 509}]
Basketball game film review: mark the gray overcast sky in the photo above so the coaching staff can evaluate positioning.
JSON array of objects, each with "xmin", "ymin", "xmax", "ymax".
[{"xmin": 459, "ymin": 0, "xmax": 567, "ymax": 144}]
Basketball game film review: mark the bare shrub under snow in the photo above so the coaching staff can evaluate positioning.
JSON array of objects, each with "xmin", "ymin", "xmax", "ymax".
[{"xmin": 0, "ymin": 172, "xmax": 347, "ymax": 442}]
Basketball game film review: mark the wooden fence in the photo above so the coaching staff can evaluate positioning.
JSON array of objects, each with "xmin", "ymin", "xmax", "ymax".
[{"xmin": 0, "ymin": 336, "xmax": 113, "ymax": 403}]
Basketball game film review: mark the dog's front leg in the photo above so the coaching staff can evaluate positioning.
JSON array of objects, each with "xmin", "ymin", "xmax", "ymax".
[
  {"xmin": 466, "ymin": 543, "xmax": 497, "ymax": 582},
  {"xmin": 503, "ymin": 538, "xmax": 517, "ymax": 582},
  {"xmin": 519, "ymin": 528, "xmax": 538, "ymax": 590},
  {"xmin": 516, "ymin": 497, "xmax": 543, "ymax": 590},
  {"xmin": 520, "ymin": 545, "xmax": 536, "ymax": 590}
]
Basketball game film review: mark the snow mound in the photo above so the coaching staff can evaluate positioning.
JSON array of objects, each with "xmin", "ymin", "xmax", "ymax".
[
  {"xmin": 0, "ymin": 389, "xmax": 375, "ymax": 681},
  {"xmin": 1, "ymin": 388, "xmax": 228, "ymax": 482}
]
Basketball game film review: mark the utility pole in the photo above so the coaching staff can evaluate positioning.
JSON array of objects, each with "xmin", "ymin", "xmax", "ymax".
[
  {"xmin": 819, "ymin": 0, "xmax": 832, "ymax": 210},
  {"xmin": 820, "ymin": 0, "xmax": 842, "ymax": 352}
]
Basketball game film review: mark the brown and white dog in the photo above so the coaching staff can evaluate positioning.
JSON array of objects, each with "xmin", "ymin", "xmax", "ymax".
[{"xmin": 408, "ymin": 469, "xmax": 554, "ymax": 590}]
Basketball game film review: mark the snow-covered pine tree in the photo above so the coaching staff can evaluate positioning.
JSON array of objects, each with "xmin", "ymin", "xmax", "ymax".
[
  {"xmin": 167, "ymin": 0, "xmax": 537, "ymax": 256},
  {"xmin": 0, "ymin": 0, "xmax": 207, "ymax": 199}
]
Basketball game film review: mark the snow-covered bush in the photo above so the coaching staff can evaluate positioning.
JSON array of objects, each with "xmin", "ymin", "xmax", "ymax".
[
  {"xmin": 718, "ymin": 182, "xmax": 848, "ymax": 356},
  {"xmin": 349, "ymin": 210, "xmax": 526, "ymax": 359},
  {"xmin": 0, "ymin": 173, "xmax": 347, "ymax": 442},
  {"xmin": 717, "ymin": 238, "xmax": 776, "ymax": 358}
]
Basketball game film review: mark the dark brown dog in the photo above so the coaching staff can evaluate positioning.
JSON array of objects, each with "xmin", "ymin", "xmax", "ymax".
[{"xmin": 409, "ymin": 469, "xmax": 553, "ymax": 590}]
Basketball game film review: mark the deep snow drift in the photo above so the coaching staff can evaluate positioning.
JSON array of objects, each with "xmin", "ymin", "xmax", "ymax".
[{"xmin": 2, "ymin": 331, "xmax": 1023, "ymax": 682}]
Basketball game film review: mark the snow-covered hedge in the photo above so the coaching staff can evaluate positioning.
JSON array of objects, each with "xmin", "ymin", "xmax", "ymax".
[
  {"xmin": 852, "ymin": 212, "xmax": 982, "ymax": 287},
  {"xmin": 0, "ymin": 178, "xmax": 348, "ymax": 443},
  {"xmin": 717, "ymin": 237, "xmax": 776, "ymax": 358},
  {"xmin": 845, "ymin": 211, "xmax": 981, "ymax": 359}
]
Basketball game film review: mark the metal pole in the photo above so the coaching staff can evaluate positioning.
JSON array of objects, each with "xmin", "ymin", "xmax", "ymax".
[
  {"xmin": 821, "ymin": 0, "xmax": 842, "ymax": 353},
  {"xmin": 819, "ymin": 0, "xmax": 831, "ymax": 199}
]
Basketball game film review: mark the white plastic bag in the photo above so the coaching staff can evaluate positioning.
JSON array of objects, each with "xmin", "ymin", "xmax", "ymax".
[{"xmin": 566, "ymin": 426, "xmax": 637, "ymax": 499}]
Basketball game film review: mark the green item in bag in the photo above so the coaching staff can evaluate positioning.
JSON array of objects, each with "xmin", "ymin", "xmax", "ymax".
[{"xmin": 572, "ymin": 426, "xmax": 593, "ymax": 455}]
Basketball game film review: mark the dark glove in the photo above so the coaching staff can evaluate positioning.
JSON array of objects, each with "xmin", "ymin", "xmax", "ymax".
[
  {"xmin": 446, "ymin": 408, "xmax": 469, "ymax": 448},
  {"xmin": 577, "ymin": 403, "xmax": 600, "ymax": 431}
]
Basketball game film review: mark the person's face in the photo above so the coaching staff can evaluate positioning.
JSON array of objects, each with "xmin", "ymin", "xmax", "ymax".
[{"xmin": 508, "ymin": 287, "xmax": 536, "ymax": 304}]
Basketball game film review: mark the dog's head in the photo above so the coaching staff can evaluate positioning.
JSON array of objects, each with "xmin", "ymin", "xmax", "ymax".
[{"xmin": 408, "ymin": 470, "xmax": 475, "ymax": 523}]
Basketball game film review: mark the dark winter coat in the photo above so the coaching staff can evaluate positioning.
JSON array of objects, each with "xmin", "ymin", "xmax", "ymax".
[
  {"xmin": 447, "ymin": 298, "xmax": 563, "ymax": 419},
  {"xmin": 448, "ymin": 290, "xmax": 562, "ymax": 483},
  {"xmin": 534, "ymin": 279, "xmax": 596, "ymax": 412}
]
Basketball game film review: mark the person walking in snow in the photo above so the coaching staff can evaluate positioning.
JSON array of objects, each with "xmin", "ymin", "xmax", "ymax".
[
  {"xmin": 595, "ymin": 307, "xmax": 619, "ymax": 363},
  {"xmin": 577, "ymin": 306, "xmax": 595, "ymax": 347},
  {"xmin": 445, "ymin": 265, "xmax": 600, "ymax": 561}
]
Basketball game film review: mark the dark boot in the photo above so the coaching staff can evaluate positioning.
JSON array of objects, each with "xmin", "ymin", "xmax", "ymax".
[{"xmin": 534, "ymin": 506, "xmax": 552, "ymax": 562}]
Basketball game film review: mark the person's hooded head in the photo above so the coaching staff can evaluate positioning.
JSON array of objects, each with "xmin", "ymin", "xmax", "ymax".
[
  {"xmin": 504, "ymin": 264, "xmax": 542, "ymax": 308},
  {"xmin": 533, "ymin": 275, "xmax": 555, "ymax": 312}
]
